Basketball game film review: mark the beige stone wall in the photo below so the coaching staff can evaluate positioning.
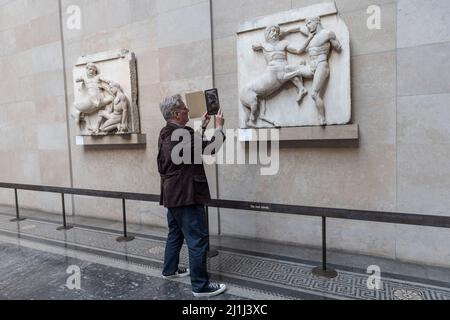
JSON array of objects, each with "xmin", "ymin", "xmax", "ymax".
[
  {"xmin": 0, "ymin": 0, "xmax": 216, "ymax": 224},
  {"xmin": 211, "ymin": 0, "xmax": 450, "ymax": 267},
  {"xmin": 0, "ymin": 0, "xmax": 449, "ymax": 267},
  {"xmin": 60, "ymin": 0, "xmax": 215, "ymax": 226},
  {"xmin": 0, "ymin": 0, "xmax": 72, "ymax": 213}
]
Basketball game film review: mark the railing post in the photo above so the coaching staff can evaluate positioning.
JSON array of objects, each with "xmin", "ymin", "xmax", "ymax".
[
  {"xmin": 116, "ymin": 198, "xmax": 134, "ymax": 242},
  {"xmin": 312, "ymin": 216, "xmax": 337, "ymax": 279},
  {"xmin": 57, "ymin": 193, "xmax": 73, "ymax": 231},
  {"xmin": 10, "ymin": 188, "xmax": 26, "ymax": 222},
  {"xmin": 205, "ymin": 205, "xmax": 218, "ymax": 258}
]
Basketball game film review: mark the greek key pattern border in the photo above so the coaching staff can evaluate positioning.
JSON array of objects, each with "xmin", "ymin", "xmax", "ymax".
[{"xmin": 0, "ymin": 214, "xmax": 449, "ymax": 300}]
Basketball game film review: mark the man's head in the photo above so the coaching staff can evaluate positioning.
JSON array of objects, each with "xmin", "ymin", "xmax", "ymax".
[
  {"xmin": 159, "ymin": 94, "xmax": 190, "ymax": 126},
  {"xmin": 305, "ymin": 16, "xmax": 321, "ymax": 33},
  {"xmin": 86, "ymin": 63, "xmax": 98, "ymax": 77},
  {"xmin": 265, "ymin": 25, "xmax": 281, "ymax": 42}
]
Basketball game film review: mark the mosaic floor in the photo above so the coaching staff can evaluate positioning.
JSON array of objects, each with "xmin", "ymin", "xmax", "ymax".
[{"xmin": 0, "ymin": 211, "xmax": 449, "ymax": 300}]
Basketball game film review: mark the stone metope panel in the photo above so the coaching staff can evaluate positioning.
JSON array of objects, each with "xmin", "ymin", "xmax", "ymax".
[
  {"xmin": 72, "ymin": 49, "xmax": 140, "ymax": 137},
  {"xmin": 237, "ymin": 2, "xmax": 351, "ymax": 128}
]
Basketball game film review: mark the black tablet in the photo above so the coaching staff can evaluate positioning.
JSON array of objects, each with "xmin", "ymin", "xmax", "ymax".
[{"xmin": 204, "ymin": 88, "xmax": 220, "ymax": 116}]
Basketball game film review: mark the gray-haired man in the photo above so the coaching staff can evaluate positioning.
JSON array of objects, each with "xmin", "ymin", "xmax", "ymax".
[{"xmin": 157, "ymin": 94, "xmax": 226, "ymax": 297}]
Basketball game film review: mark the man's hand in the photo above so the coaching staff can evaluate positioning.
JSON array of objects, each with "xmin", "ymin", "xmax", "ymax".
[
  {"xmin": 215, "ymin": 109, "xmax": 225, "ymax": 130},
  {"xmin": 201, "ymin": 112, "xmax": 211, "ymax": 129}
]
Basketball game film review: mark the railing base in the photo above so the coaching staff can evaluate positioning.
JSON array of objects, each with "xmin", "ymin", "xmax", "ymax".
[
  {"xmin": 57, "ymin": 225, "xmax": 74, "ymax": 231},
  {"xmin": 116, "ymin": 236, "xmax": 135, "ymax": 242},
  {"xmin": 312, "ymin": 266, "xmax": 338, "ymax": 279},
  {"xmin": 10, "ymin": 218, "xmax": 26, "ymax": 222},
  {"xmin": 207, "ymin": 248, "xmax": 219, "ymax": 258}
]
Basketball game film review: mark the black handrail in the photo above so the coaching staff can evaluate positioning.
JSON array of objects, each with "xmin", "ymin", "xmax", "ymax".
[
  {"xmin": 1, "ymin": 182, "xmax": 449, "ymax": 228},
  {"xmin": 0, "ymin": 183, "xmax": 160, "ymax": 202},
  {"xmin": 1, "ymin": 182, "xmax": 449, "ymax": 278},
  {"xmin": 208, "ymin": 199, "xmax": 450, "ymax": 229}
]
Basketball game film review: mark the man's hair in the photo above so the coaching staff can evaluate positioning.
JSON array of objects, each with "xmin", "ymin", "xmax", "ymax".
[
  {"xmin": 159, "ymin": 94, "xmax": 184, "ymax": 121},
  {"xmin": 265, "ymin": 24, "xmax": 280, "ymax": 41}
]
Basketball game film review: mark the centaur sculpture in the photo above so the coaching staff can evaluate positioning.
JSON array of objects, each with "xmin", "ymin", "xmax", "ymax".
[{"xmin": 240, "ymin": 16, "xmax": 341, "ymax": 128}]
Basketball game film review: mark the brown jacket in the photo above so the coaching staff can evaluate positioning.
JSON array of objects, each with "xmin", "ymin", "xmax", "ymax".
[{"xmin": 157, "ymin": 122, "xmax": 225, "ymax": 208}]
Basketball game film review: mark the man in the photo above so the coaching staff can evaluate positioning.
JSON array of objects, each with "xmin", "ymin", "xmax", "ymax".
[{"xmin": 157, "ymin": 94, "xmax": 226, "ymax": 297}]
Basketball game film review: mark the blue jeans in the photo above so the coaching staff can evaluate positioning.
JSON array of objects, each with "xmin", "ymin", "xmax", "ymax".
[{"xmin": 163, "ymin": 205, "xmax": 209, "ymax": 292}]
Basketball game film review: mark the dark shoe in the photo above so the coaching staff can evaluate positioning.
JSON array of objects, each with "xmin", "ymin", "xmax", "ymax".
[
  {"xmin": 162, "ymin": 267, "xmax": 190, "ymax": 279},
  {"xmin": 192, "ymin": 283, "xmax": 226, "ymax": 297}
]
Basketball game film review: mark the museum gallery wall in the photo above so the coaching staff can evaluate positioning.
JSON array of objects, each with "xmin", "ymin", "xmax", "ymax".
[{"xmin": 0, "ymin": 0, "xmax": 450, "ymax": 267}]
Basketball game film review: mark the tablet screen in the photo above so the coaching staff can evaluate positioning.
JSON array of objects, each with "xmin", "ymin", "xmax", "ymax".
[{"xmin": 205, "ymin": 88, "xmax": 220, "ymax": 116}]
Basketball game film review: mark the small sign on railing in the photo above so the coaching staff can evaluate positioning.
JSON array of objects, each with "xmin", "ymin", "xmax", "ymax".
[{"xmin": 249, "ymin": 203, "xmax": 271, "ymax": 211}]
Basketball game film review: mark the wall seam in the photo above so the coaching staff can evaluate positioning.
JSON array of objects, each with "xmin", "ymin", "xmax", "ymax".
[
  {"xmin": 394, "ymin": 0, "xmax": 399, "ymax": 261},
  {"xmin": 57, "ymin": 0, "xmax": 75, "ymax": 216},
  {"xmin": 209, "ymin": 0, "xmax": 221, "ymax": 236}
]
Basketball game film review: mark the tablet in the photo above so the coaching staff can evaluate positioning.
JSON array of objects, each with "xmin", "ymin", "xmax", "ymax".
[{"xmin": 205, "ymin": 88, "xmax": 220, "ymax": 116}]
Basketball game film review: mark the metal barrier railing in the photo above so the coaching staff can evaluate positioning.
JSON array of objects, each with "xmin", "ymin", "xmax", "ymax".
[{"xmin": 1, "ymin": 182, "xmax": 450, "ymax": 279}]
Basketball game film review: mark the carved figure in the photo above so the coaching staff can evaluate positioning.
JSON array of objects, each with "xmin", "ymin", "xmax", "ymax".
[
  {"xmin": 72, "ymin": 63, "xmax": 114, "ymax": 125},
  {"xmin": 296, "ymin": 16, "xmax": 342, "ymax": 125},
  {"xmin": 240, "ymin": 25, "xmax": 313, "ymax": 128},
  {"xmin": 92, "ymin": 83, "xmax": 129, "ymax": 135}
]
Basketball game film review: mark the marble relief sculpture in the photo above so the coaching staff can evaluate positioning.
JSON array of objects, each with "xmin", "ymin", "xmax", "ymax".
[
  {"xmin": 92, "ymin": 82, "xmax": 129, "ymax": 135},
  {"xmin": 240, "ymin": 24, "xmax": 311, "ymax": 128},
  {"xmin": 72, "ymin": 49, "xmax": 141, "ymax": 136},
  {"xmin": 301, "ymin": 16, "xmax": 342, "ymax": 125},
  {"xmin": 72, "ymin": 63, "xmax": 116, "ymax": 128},
  {"xmin": 72, "ymin": 62, "xmax": 130, "ymax": 135},
  {"xmin": 241, "ymin": 17, "xmax": 341, "ymax": 127},
  {"xmin": 237, "ymin": 3, "xmax": 351, "ymax": 128}
]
